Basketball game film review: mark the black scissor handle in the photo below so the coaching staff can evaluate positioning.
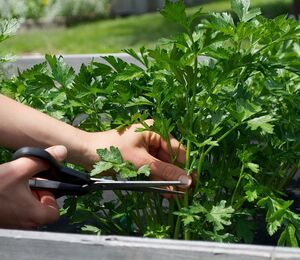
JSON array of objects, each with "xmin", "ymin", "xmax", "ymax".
[
  {"xmin": 12, "ymin": 147, "xmax": 59, "ymax": 168},
  {"xmin": 12, "ymin": 147, "xmax": 91, "ymax": 184},
  {"xmin": 29, "ymin": 179, "xmax": 88, "ymax": 198}
]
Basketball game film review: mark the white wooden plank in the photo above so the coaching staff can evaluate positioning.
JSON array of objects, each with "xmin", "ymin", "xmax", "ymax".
[{"xmin": 0, "ymin": 229, "xmax": 300, "ymax": 260}]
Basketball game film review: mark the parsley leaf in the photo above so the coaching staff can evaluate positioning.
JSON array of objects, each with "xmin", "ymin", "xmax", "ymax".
[{"xmin": 206, "ymin": 201, "xmax": 235, "ymax": 232}]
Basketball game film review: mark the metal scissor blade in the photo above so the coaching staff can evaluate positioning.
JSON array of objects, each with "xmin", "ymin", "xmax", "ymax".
[
  {"xmin": 88, "ymin": 179, "xmax": 184, "ymax": 194},
  {"xmin": 90, "ymin": 179, "xmax": 182, "ymax": 189},
  {"xmin": 141, "ymin": 187, "xmax": 184, "ymax": 195}
]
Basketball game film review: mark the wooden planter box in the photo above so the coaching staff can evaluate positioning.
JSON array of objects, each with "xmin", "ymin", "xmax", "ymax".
[{"xmin": 1, "ymin": 229, "xmax": 300, "ymax": 260}]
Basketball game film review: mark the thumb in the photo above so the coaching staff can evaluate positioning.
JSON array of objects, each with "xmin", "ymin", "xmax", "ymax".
[
  {"xmin": 45, "ymin": 145, "xmax": 68, "ymax": 162},
  {"xmin": 144, "ymin": 152, "xmax": 192, "ymax": 187},
  {"xmin": 15, "ymin": 145, "xmax": 68, "ymax": 179}
]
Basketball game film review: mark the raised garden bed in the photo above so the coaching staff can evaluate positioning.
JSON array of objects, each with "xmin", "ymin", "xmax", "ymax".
[{"xmin": 1, "ymin": 229, "xmax": 300, "ymax": 260}]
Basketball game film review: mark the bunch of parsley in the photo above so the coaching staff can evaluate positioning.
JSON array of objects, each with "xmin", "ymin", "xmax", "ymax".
[{"xmin": 2, "ymin": 0, "xmax": 300, "ymax": 247}]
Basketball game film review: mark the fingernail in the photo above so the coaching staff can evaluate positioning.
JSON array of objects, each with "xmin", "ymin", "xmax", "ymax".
[{"xmin": 178, "ymin": 175, "xmax": 192, "ymax": 186}]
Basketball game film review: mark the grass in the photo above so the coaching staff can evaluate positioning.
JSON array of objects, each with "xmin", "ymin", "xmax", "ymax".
[{"xmin": 1, "ymin": 0, "xmax": 293, "ymax": 55}]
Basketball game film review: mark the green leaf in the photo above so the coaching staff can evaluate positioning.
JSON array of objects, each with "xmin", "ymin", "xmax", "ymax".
[
  {"xmin": 144, "ymin": 225, "xmax": 171, "ymax": 239},
  {"xmin": 208, "ymin": 12, "xmax": 235, "ymax": 36},
  {"xmin": 97, "ymin": 146, "xmax": 123, "ymax": 164},
  {"xmin": 123, "ymin": 48, "xmax": 148, "ymax": 67},
  {"xmin": 81, "ymin": 225, "xmax": 102, "ymax": 235},
  {"xmin": 257, "ymin": 197, "xmax": 294, "ymax": 236},
  {"xmin": 229, "ymin": 99, "xmax": 262, "ymax": 123},
  {"xmin": 174, "ymin": 204, "xmax": 205, "ymax": 227},
  {"xmin": 94, "ymin": 148, "xmax": 149, "ymax": 179},
  {"xmin": 115, "ymin": 66, "xmax": 144, "ymax": 81},
  {"xmin": 90, "ymin": 161, "xmax": 113, "ymax": 176},
  {"xmin": 183, "ymin": 215, "xmax": 195, "ymax": 226},
  {"xmin": 198, "ymin": 137, "xmax": 219, "ymax": 148},
  {"xmin": 206, "ymin": 201, "xmax": 234, "ymax": 231},
  {"xmin": 245, "ymin": 189, "xmax": 258, "ymax": 202},
  {"xmin": 231, "ymin": 0, "xmax": 250, "ymax": 20},
  {"xmin": 125, "ymin": 96, "xmax": 154, "ymax": 108},
  {"xmin": 278, "ymin": 224, "xmax": 299, "ymax": 247},
  {"xmin": 246, "ymin": 162, "xmax": 259, "ymax": 173},
  {"xmin": 0, "ymin": 19, "xmax": 19, "ymax": 43},
  {"xmin": 117, "ymin": 164, "xmax": 139, "ymax": 178},
  {"xmin": 160, "ymin": 0, "xmax": 188, "ymax": 29},
  {"xmin": 247, "ymin": 115, "xmax": 275, "ymax": 134},
  {"xmin": 102, "ymin": 55, "xmax": 127, "ymax": 72},
  {"xmin": 137, "ymin": 165, "xmax": 151, "ymax": 176},
  {"xmin": 230, "ymin": 0, "xmax": 261, "ymax": 22},
  {"xmin": 242, "ymin": 8, "xmax": 261, "ymax": 22},
  {"xmin": 45, "ymin": 54, "xmax": 75, "ymax": 88}
]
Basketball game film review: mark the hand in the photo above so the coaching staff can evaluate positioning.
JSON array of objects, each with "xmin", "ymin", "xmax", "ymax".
[
  {"xmin": 82, "ymin": 120, "xmax": 192, "ymax": 188},
  {"xmin": 0, "ymin": 145, "xmax": 67, "ymax": 229}
]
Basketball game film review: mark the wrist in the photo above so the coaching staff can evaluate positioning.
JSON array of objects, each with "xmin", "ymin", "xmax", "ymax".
[{"xmin": 69, "ymin": 131, "xmax": 100, "ymax": 170}]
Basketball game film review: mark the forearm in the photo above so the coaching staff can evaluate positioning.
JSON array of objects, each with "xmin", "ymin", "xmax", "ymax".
[{"xmin": 0, "ymin": 94, "xmax": 90, "ymax": 166}]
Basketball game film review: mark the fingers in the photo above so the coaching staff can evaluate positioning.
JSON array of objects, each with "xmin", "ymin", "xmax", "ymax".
[
  {"xmin": 31, "ymin": 190, "xmax": 59, "ymax": 225},
  {"xmin": 45, "ymin": 145, "xmax": 68, "ymax": 162},
  {"xmin": 9, "ymin": 146, "xmax": 66, "ymax": 228},
  {"xmin": 36, "ymin": 190, "xmax": 60, "ymax": 222},
  {"xmin": 26, "ymin": 146, "xmax": 66, "ymax": 224},
  {"xmin": 143, "ymin": 151, "xmax": 192, "ymax": 187},
  {"xmin": 14, "ymin": 145, "xmax": 68, "ymax": 179},
  {"xmin": 32, "ymin": 190, "xmax": 59, "ymax": 210}
]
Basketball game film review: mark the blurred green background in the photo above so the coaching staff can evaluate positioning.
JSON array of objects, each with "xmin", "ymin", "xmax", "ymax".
[{"xmin": 0, "ymin": 0, "xmax": 294, "ymax": 54}]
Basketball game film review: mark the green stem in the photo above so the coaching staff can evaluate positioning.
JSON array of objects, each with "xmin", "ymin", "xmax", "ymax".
[
  {"xmin": 142, "ymin": 207, "xmax": 152, "ymax": 227},
  {"xmin": 194, "ymin": 151, "xmax": 204, "ymax": 193},
  {"xmin": 204, "ymin": 123, "xmax": 240, "ymax": 157},
  {"xmin": 234, "ymin": 197, "xmax": 247, "ymax": 211},
  {"xmin": 231, "ymin": 164, "xmax": 245, "ymax": 206},
  {"xmin": 184, "ymin": 227, "xmax": 191, "ymax": 240},
  {"xmin": 168, "ymin": 200, "xmax": 175, "ymax": 234},
  {"xmin": 148, "ymin": 195, "xmax": 158, "ymax": 225},
  {"xmin": 185, "ymin": 140, "xmax": 191, "ymax": 171},
  {"xmin": 162, "ymin": 118, "xmax": 176, "ymax": 161},
  {"xmin": 94, "ymin": 211, "xmax": 124, "ymax": 234},
  {"xmin": 175, "ymin": 196, "xmax": 182, "ymax": 209},
  {"xmin": 132, "ymin": 210, "xmax": 144, "ymax": 234},
  {"xmin": 173, "ymin": 216, "xmax": 181, "ymax": 239},
  {"xmin": 183, "ymin": 140, "xmax": 191, "ymax": 239},
  {"xmin": 154, "ymin": 193, "xmax": 164, "ymax": 225}
]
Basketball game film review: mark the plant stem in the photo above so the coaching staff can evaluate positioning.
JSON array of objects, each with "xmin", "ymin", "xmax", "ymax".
[
  {"xmin": 231, "ymin": 164, "xmax": 245, "ymax": 206},
  {"xmin": 194, "ymin": 151, "xmax": 204, "ymax": 193},
  {"xmin": 142, "ymin": 207, "xmax": 151, "ymax": 227},
  {"xmin": 204, "ymin": 123, "xmax": 240, "ymax": 157},
  {"xmin": 184, "ymin": 141, "xmax": 191, "ymax": 206},
  {"xmin": 183, "ymin": 140, "xmax": 191, "ymax": 240},
  {"xmin": 133, "ymin": 209, "xmax": 144, "ymax": 234},
  {"xmin": 154, "ymin": 194, "xmax": 164, "ymax": 225},
  {"xmin": 162, "ymin": 118, "xmax": 175, "ymax": 160},
  {"xmin": 168, "ymin": 199, "xmax": 175, "ymax": 234},
  {"xmin": 148, "ymin": 195, "xmax": 158, "ymax": 225},
  {"xmin": 173, "ymin": 216, "xmax": 181, "ymax": 239}
]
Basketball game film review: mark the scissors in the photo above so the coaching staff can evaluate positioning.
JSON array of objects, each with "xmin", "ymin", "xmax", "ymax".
[{"xmin": 12, "ymin": 147, "xmax": 184, "ymax": 198}]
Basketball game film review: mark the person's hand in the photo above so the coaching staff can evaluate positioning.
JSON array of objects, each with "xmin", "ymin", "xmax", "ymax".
[
  {"xmin": 0, "ymin": 145, "xmax": 67, "ymax": 229},
  {"xmin": 82, "ymin": 120, "xmax": 192, "ymax": 188}
]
